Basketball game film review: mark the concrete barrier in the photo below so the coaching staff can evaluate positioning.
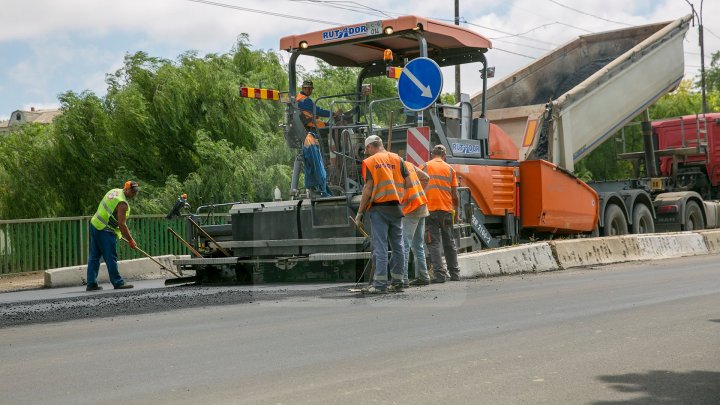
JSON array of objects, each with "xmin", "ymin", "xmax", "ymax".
[
  {"xmin": 550, "ymin": 232, "xmax": 709, "ymax": 270},
  {"xmin": 634, "ymin": 232, "xmax": 708, "ymax": 259},
  {"xmin": 697, "ymin": 229, "xmax": 720, "ymax": 254},
  {"xmin": 458, "ymin": 242, "xmax": 558, "ymax": 278},
  {"xmin": 551, "ymin": 236, "xmax": 641, "ymax": 269},
  {"xmin": 44, "ymin": 255, "xmax": 181, "ymax": 288}
]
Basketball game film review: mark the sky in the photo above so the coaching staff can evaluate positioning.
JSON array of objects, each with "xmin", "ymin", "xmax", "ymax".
[{"xmin": 1, "ymin": 0, "xmax": 718, "ymax": 121}]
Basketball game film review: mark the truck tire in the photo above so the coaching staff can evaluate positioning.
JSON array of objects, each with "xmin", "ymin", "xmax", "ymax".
[
  {"xmin": 683, "ymin": 201, "xmax": 705, "ymax": 231},
  {"xmin": 602, "ymin": 204, "xmax": 628, "ymax": 236},
  {"xmin": 631, "ymin": 204, "xmax": 655, "ymax": 234}
]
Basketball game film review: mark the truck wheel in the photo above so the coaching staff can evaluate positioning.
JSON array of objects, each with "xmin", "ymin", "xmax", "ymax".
[
  {"xmin": 683, "ymin": 201, "xmax": 705, "ymax": 231},
  {"xmin": 632, "ymin": 204, "xmax": 655, "ymax": 234},
  {"xmin": 602, "ymin": 204, "xmax": 628, "ymax": 236}
]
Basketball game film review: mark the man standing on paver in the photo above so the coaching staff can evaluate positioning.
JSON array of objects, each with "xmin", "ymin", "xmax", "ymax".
[
  {"xmin": 86, "ymin": 181, "xmax": 139, "ymax": 291},
  {"xmin": 423, "ymin": 145, "xmax": 460, "ymax": 282},
  {"xmin": 355, "ymin": 135, "xmax": 411, "ymax": 293}
]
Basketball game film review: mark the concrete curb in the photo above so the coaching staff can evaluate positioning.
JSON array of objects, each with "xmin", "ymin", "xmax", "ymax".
[
  {"xmin": 697, "ymin": 229, "xmax": 720, "ymax": 254},
  {"xmin": 459, "ymin": 230, "xmax": 715, "ymax": 276},
  {"xmin": 40, "ymin": 230, "xmax": 719, "ymax": 287},
  {"xmin": 458, "ymin": 242, "xmax": 557, "ymax": 278},
  {"xmin": 634, "ymin": 232, "xmax": 708, "ymax": 259},
  {"xmin": 551, "ymin": 236, "xmax": 640, "ymax": 269},
  {"xmin": 44, "ymin": 255, "xmax": 184, "ymax": 288}
]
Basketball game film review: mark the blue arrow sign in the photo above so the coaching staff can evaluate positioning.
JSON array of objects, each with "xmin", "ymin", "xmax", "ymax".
[{"xmin": 397, "ymin": 57, "xmax": 443, "ymax": 111}]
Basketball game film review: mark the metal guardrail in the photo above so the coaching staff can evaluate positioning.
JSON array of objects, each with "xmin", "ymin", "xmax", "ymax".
[{"xmin": 0, "ymin": 214, "xmax": 228, "ymax": 274}]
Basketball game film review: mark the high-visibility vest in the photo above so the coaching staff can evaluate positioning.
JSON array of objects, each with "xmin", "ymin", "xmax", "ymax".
[
  {"xmin": 362, "ymin": 151, "xmax": 405, "ymax": 205},
  {"xmin": 423, "ymin": 158, "xmax": 457, "ymax": 212},
  {"xmin": 401, "ymin": 161, "xmax": 427, "ymax": 215},
  {"xmin": 296, "ymin": 93, "xmax": 326, "ymax": 129},
  {"xmin": 90, "ymin": 189, "xmax": 130, "ymax": 238}
]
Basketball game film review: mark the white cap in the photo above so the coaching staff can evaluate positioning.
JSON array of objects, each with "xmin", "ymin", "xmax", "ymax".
[{"xmin": 364, "ymin": 135, "xmax": 382, "ymax": 147}]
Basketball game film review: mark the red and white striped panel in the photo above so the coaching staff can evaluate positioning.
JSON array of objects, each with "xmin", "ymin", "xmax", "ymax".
[{"xmin": 406, "ymin": 126, "xmax": 430, "ymax": 167}]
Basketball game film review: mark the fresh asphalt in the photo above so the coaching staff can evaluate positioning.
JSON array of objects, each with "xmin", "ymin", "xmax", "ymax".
[
  {"xmin": 1, "ymin": 255, "xmax": 719, "ymax": 404},
  {"xmin": 0, "ymin": 279, "xmax": 359, "ymax": 327}
]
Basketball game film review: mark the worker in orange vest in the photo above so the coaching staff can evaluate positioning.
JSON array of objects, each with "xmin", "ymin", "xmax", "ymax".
[
  {"xmin": 422, "ymin": 145, "xmax": 461, "ymax": 282},
  {"xmin": 296, "ymin": 80, "xmax": 341, "ymax": 130},
  {"xmin": 401, "ymin": 161, "xmax": 432, "ymax": 287},
  {"xmin": 355, "ymin": 135, "xmax": 411, "ymax": 293}
]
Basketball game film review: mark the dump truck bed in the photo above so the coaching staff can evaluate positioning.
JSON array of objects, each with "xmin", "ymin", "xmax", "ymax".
[{"xmin": 473, "ymin": 15, "xmax": 692, "ymax": 173}]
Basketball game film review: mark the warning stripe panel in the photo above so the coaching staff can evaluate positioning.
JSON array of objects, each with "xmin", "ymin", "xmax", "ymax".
[
  {"xmin": 240, "ymin": 87, "xmax": 280, "ymax": 101},
  {"xmin": 406, "ymin": 127, "xmax": 430, "ymax": 167},
  {"xmin": 386, "ymin": 67, "xmax": 402, "ymax": 79}
]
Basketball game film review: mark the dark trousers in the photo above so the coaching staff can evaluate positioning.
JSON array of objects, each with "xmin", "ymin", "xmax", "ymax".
[{"xmin": 426, "ymin": 210, "xmax": 459, "ymax": 279}]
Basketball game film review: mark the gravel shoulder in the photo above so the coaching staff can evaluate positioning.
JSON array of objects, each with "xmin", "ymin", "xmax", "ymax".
[{"xmin": 0, "ymin": 272, "xmax": 45, "ymax": 293}]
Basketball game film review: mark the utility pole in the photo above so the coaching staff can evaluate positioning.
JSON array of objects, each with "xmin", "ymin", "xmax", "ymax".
[
  {"xmin": 687, "ymin": 0, "xmax": 707, "ymax": 114},
  {"xmin": 454, "ymin": 0, "xmax": 461, "ymax": 103}
]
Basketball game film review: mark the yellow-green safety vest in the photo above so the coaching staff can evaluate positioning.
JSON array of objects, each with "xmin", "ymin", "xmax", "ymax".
[{"xmin": 90, "ymin": 188, "xmax": 130, "ymax": 238}]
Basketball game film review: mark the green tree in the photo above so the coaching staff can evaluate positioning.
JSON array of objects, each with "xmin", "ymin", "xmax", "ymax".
[{"xmin": 0, "ymin": 124, "xmax": 57, "ymax": 218}]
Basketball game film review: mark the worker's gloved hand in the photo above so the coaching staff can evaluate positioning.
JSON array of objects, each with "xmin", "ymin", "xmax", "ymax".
[
  {"xmin": 129, "ymin": 239, "xmax": 137, "ymax": 250},
  {"xmin": 355, "ymin": 212, "xmax": 364, "ymax": 224}
]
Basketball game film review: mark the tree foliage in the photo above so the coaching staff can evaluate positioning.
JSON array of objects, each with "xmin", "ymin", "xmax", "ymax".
[{"xmin": 0, "ymin": 37, "xmax": 292, "ymax": 219}]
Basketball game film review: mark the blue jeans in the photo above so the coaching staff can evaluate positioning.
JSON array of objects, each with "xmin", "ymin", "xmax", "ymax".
[
  {"xmin": 402, "ymin": 216, "xmax": 429, "ymax": 282},
  {"xmin": 368, "ymin": 208, "xmax": 404, "ymax": 289},
  {"xmin": 87, "ymin": 225, "xmax": 125, "ymax": 287}
]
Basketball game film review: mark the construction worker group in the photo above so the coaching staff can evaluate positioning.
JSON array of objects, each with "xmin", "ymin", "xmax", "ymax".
[{"xmin": 356, "ymin": 135, "xmax": 460, "ymax": 294}]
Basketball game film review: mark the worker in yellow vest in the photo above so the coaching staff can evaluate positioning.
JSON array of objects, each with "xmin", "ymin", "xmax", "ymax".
[
  {"xmin": 86, "ymin": 181, "xmax": 139, "ymax": 291},
  {"xmin": 355, "ymin": 135, "xmax": 411, "ymax": 293},
  {"xmin": 422, "ymin": 145, "xmax": 461, "ymax": 282},
  {"xmin": 401, "ymin": 161, "xmax": 431, "ymax": 287}
]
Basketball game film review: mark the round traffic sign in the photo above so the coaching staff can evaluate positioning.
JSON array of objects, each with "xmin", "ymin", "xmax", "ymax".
[{"xmin": 397, "ymin": 57, "xmax": 443, "ymax": 111}]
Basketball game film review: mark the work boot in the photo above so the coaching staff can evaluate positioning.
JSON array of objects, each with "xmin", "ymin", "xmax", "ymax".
[
  {"xmin": 360, "ymin": 286, "xmax": 387, "ymax": 294},
  {"xmin": 388, "ymin": 283, "xmax": 404, "ymax": 293},
  {"xmin": 86, "ymin": 284, "xmax": 103, "ymax": 292},
  {"xmin": 431, "ymin": 276, "xmax": 446, "ymax": 284},
  {"xmin": 450, "ymin": 275, "xmax": 461, "ymax": 281},
  {"xmin": 114, "ymin": 283, "xmax": 134, "ymax": 290},
  {"xmin": 409, "ymin": 278, "xmax": 430, "ymax": 286}
]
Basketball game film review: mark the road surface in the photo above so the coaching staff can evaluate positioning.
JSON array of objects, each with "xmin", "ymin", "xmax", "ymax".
[{"xmin": 1, "ymin": 255, "xmax": 719, "ymax": 404}]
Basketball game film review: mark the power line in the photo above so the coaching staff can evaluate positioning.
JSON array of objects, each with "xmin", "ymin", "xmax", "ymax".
[
  {"xmin": 185, "ymin": 0, "xmax": 342, "ymax": 26},
  {"xmin": 284, "ymin": 1, "xmax": 562, "ymax": 52},
  {"xmin": 704, "ymin": 27, "xmax": 720, "ymax": 41},
  {"xmin": 490, "ymin": 21, "xmax": 591, "ymax": 40},
  {"xmin": 547, "ymin": 0, "xmax": 632, "ymax": 26},
  {"xmin": 463, "ymin": 21, "xmax": 558, "ymax": 47},
  {"xmin": 289, "ymin": 0, "xmax": 393, "ymax": 19},
  {"xmin": 493, "ymin": 47, "xmax": 537, "ymax": 59},
  {"xmin": 492, "ymin": 38, "xmax": 552, "ymax": 52}
]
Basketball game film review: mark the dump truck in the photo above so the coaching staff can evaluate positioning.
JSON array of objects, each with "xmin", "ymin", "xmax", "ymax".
[
  {"xmin": 473, "ymin": 14, "xmax": 720, "ymax": 240},
  {"xmin": 173, "ymin": 14, "xmax": 714, "ymax": 283}
]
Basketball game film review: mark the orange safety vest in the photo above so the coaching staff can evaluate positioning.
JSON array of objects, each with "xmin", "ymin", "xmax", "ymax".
[
  {"xmin": 296, "ymin": 93, "xmax": 326, "ymax": 129},
  {"xmin": 423, "ymin": 157, "xmax": 457, "ymax": 212},
  {"xmin": 401, "ymin": 161, "xmax": 428, "ymax": 215},
  {"xmin": 362, "ymin": 151, "xmax": 405, "ymax": 205}
]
